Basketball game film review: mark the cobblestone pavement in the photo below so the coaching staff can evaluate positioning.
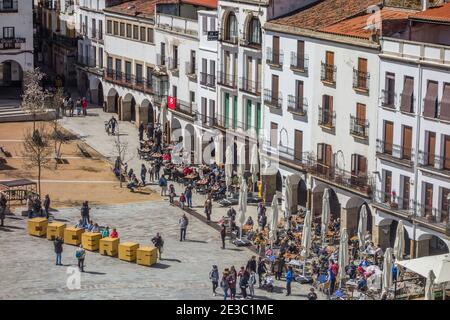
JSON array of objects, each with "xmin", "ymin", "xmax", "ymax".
[{"xmin": 0, "ymin": 107, "xmax": 324, "ymax": 300}]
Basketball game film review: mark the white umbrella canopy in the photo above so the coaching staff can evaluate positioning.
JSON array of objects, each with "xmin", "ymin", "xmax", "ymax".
[
  {"xmin": 393, "ymin": 220, "xmax": 405, "ymax": 261},
  {"xmin": 301, "ymin": 209, "xmax": 312, "ymax": 258},
  {"xmin": 284, "ymin": 175, "xmax": 293, "ymax": 220},
  {"xmin": 338, "ymin": 228, "xmax": 349, "ymax": 285},
  {"xmin": 269, "ymin": 195, "xmax": 279, "ymax": 241},
  {"xmin": 425, "ymin": 270, "xmax": 436, "ymax": 300},
  {"xmin": 357, "ymin": 205, "xmax": 368, "ymax": 250},
  {"xmin": 321, "ymin": 188, "xmax": 331, "ymax": 242},
  {"xmin": 396, "ymin": 253, "xmax": 450, "ymax": 284},
  {"xmin": 225, "ymin": 146, "xmax": 233, "ymax": 188},
  {"xmin": 250, "ymin": 144, "xmax": 260, "ymax": 189},
  {"xmin": 383, "ymin": 248, "xmax": 393, "ymax": 294}
]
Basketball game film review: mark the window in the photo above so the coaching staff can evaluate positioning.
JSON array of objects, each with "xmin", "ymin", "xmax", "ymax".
[
  {"xmin": 324, "ymin": 51, "xmax": 335, "ymax": 82},
  {"xmin": 106, "ymin": 20, "xmax": 112, "ymax": 34},
  {"xmin": 209, "ymin": 100, "xmax": 215, "ymax": 122},
  {"xmin": 160, "ymin": 43, "xmax": 165, "ymax": 65},
  {"xmin": 147, "ymin": 28, "xmax": 154, "ymax": 43},
  {"xmin": 384, "ymin": 170, "xmax": 392, "ymax": 203},
  {"xmin": 225, "ymin": 13, "xmax": 237, "ymax": 40},
  {"xmin": 441, "ymin": 188, "xmax": 449, "ymax": 223},
  {"xmin": 321, "ymin": 95, "xmax": 333, "ymax": 126},
  {"xmin": 136, "ymin": 64, "xmax": 143, "ymax": 84},
  {"xmin": 202, "ymin": 16, "xmax": 208, "ymax": 35},
  {"xmin": 98, "ymin": 21, "xmax": 103, "ymax": 40},
  {"xmin": 92, "ymin": 18, "xmax": 96, "ymax": 38},
  {"xmin": 296, "ymin": 80, "xmax": 304, "ymax": 109},
  {"xmin": 402, "ymin": 176, "xmax": 410, "ymax": 210},
  {"xmin": 3, "ymin": 0, "xmax": 13, "ymax": 9},
  {"xmin": 210, "ymin": 17, "xmax": 216, "ymax": 32},
  {"xmin": 400, "ymin": 76, "xmax": 414, "ymax": 113},
  {"xmin": 133, "ymin": 25, "xmax": 139, "ymax": 40},
  {"xmin": 424, "ymin": 183, "xmax": 433, "ymax": 217},
  {"xmin": 201, "ymin": 97, "xmax": 207, "ymax": 124},
  {"xmin": 426, "ymin": 131, "xmax": 436, "ymax": 166},
  {"xmin": 402, "ymin": 125, "xmax": 412, "ymax": 160},
  {"xmin": 126, "ymin": 24, "xmax": 132, "ymax": 38},
  {"xmin": 146, "ymin": 67, "xmax": 153, "ymax": 86},
  {"xmin": 383, "ymin": 121, "xmax": 394, "ymax": 155},
  {"xmin": 248, "ymin": 17, "xmax": 261, "ymax": 45},
  {"xmin": 172, "ymin": 85, "xmax": 177, "ymax": 99},
  {"xmin": 272, "ymin": 36, "xmax": 280, "ymax": 64},
  {"xmin": 2, "ymin": 27, "xmax": 14, "ymax": 38},
  {"xmin": 107, "ymin": 56, "xmax": 113, "ymax": 72},
  {"xmin": 119, "ymin": 23, "xmax": 125, "ymax": 37},
  {"xmin": 444, "ymin": 135, "xmax": 450, "ymax": 171},
  {"xmin": 115, "ymin": 59, "xmax": 122, "ymax": 78},
  {"xmin": 317, "ymin": 143, "xmax": 332, "ymax": 175},
  {"xmin": 113, "ymin": 21, "xmax": 118, "ymax": 35},
  {"xmin": 296, "ymin": 40, "xmax": 305, "ymax": 69},
  {"xmin": 384, "ymin": 72, "xmax": 395, "ymax": 107},
  {"xmin": 423, "ymin": 80, "xmax": 439, "ymax": 118},
  {"xmin": 294, "ymin": 130, "xmax": 303, "ymax": 161},
  {"xmin": 441, "ymin": 83, "xmax": 450, "ymax": 121},
  {"xmin": 270, "ymin": 122, "xmax": 278, "ymax": 148},
  {"xmin": 99, "ymin": 48, "xmax": 103, "ymax": 69},
  {"xmin": 271, "ymin": 75, "xmax": 279, "ymax": 102},
  {"xmin": 125, "ymin": 61, "xmax": 132, "ymax": 81},
  {"xmin": 356, "ymin": 57, "xmax": 368, "ymax": 89},
  {"xmin": 140, "ymin": 27, "xmax": 146, "ymax": 41}
]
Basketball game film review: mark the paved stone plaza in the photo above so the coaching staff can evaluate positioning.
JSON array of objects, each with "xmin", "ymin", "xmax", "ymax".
[{"xmin": 0, "ymin": 107, "xmax": 324, "ymax": 300}]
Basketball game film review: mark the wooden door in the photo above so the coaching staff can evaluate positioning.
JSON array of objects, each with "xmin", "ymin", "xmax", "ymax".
[
  {"xmin": 444, "ymin": 135, "xmax": 450, "ymax": 170},
  {"xmin": 402, "ymin": 176, "xmax": 410, "ymax": 210},
  {"xmin": 356, "ymin": 103, "xmax": 366, "ymax": 128},
  {"xmin": 325, "ymin": 51, "xmax": 334, "ymax": 81},
  {"xmin": 270, "ymin": 122, "xmax": 278, "ymax": 148},
  {"xmin": 427, "ymin": 132, "xmax": 436, "ymax": 166},
  {"xmin": 358, "ymin": 58, "xmax": 367, "ymax": 88},
  {"xmin": 402, "ymin": 126, "xmax": 412, "ymax": 160},
  {"xmin": 272, "ymin": 75, "xmax": 279, "ymax": 101},
  {"xmin": 384, "ymin": 171, "xmax": 392, "ymax": 203},
  {"xmin": 424, "ymin": 183, "xmax": 433, "ymax": 217},
  {"xmin": 272, "ymin": 36, "xmax": 280, "ymax": 64},
  {"xmin": 297, "ymin": 40, "xmax": 305, "ymax": 69},
  {"xmin": 384, "ymin": 121, "xmax": 393, "ymax": 155},
  {"xmin": 297, "ymin": 81, "xmax": 304, "ymax": 109},
  {"xmin": 294, "ymin": 130, "xmax": 303, "ymax": 161}
]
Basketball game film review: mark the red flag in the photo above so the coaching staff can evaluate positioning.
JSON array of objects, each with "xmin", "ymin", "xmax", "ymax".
[{"xmin": 167, "ymin": 96, "xmax": 176, "ymax": 110}]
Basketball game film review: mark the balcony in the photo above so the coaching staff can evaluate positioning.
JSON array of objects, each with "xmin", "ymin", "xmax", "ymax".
[
  {"xmin": 0, "ymin": 37, "xmax": 25, "ymax": 50},
  {"xmin": 199, "ymin": 72, "xmax": 215, "ymax": 88},
  {"xmin": 290, "ymin": 52, "xmax": 309, "ymax": 73},
  {"xmin": 52, "ymin": 33, "xmax": 78, "ymax": 48},
  {"xmin": 418, "ymin": 151, "xmax": 450, "ymax": 175},
  {"xmin": 104, "ymin": 69, "xmax": 154, "ymax": 94},
  {"xmin": 239, "ymin": 77, "xmax": 261, "ymax": 96},
  {"xmin": 172, "ymin": 100, "xmax": 195, "ymax": 119},
  {"xmin": 373, "ymin": 189, "xmax": 414, "ymax": 219},
  {"xmin": 318, "ymin": 106, "xmax": 335, "ymax": 129},
  {"xmin": 415, "ymin": 205, "xmax": 449, "ymax": 234},
  {"xmin": 76, "ymin": 55, "xmax": 98, "ymax": 69},
  {"xmin": 353, "ymin": 69, "xmax": 370, "ymax": 92},
  {"xmin": 264, "ymin": 89, "xmax": 282, "ymax": 109},
  {"xmin": 156, "ymin": 54, "xmax": 166, "ymax": 67},
  {"xmin": 321, "ymin": 62, "xmax": 336, "ymax": 84},
  {"xmin": 381, "ymin": 89, "xmax": 396, "ymax": 109},
  {"xmin": 287, "ymin": 95, "xmax": 308, "ymax": 116},
  {"xmin": 185, "ymin": 62, "xmax": 197, "ymax": 81},
  {"xmin": 399, "ymin": 93, "xmax": 415, "ymax": 114},
  {"xmin": 168, "ymin": 57, "xmax": 179, "ymax": 77},
  {"xmin": 0, "ymin": 0, "xmax": 18, "ymax": 12},
  {"xmin": 266, "ymin": 48, "xmax": 283, "ymax": 68},
  {"xmin": 239, "ymin": 38, "xmax": 261, "ymax": 50},
  {"xmin": 217, "ymin": 71, "xmax": 237, "ymax": 89},
  {"xmin": 155, "ymin": 13, "xmax": 198, "ymax": 37},
  {"xmin": 219, "ymin": 28, "xmax": 238, "ymax": 45},
  {"xmin": 349, "ymin": 116, "xmax": 369, "ymax": 139},
  {"xmin": 376, "ymin": 139, "xmax": 414, "ymax": 166}
]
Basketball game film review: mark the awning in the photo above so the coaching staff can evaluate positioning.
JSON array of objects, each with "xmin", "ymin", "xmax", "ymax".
[
  {"xmin": 440, "ymin": 84, "xmax": 450, "ymax": 121},
  {"xmin": 0, "ymin": 179, "xmax": 36, "ymax": 188},
  {"xmin": 396, "ymin": 254, "xmax": 450, "ymax": 284},
  {"xmin": 423, "ymin": 81, "xmax": 439, "ymax": 118}
]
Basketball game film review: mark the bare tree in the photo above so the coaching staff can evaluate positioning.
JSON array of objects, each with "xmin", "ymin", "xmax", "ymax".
[
  {"xmin": 48, "ymin": 88, "xmax": 67, "ymax": 168},
  {"xmin": 21, "ymin": 68, "xmax": 47, "ymax": 131},
  {"xmin": 113, "ymin": 125, "xmax": 134, "ymax": 188},
  {"xmin": 22, "ymin": 125, "xmax": 53, "ymax": 196}
]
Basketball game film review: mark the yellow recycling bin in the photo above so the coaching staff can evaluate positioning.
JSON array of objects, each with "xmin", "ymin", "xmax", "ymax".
[
  {"xmin": 136, "ymin": 246, "xmax": 158, "ymax": 267},
  {"xmin": 99, "ymin": 237, "xmax": 119, "ymax": 256},
  {"xmin": 64, "ymin": 227, "xmax": 84, "ymax": 246},
  {"xmin": 82, "ymin": 232, "xmax": 102, "ymax": 251},
  {"xmin": 47, "ymin": 222, "xmax": 66, "ymax": 240},
  {"xmin": 119, "ymin": 242, "xmax": 140, "ymax": 262},
  {"xmin": 28, "ymin": 218, "xmax": 48, "ymax": 237}
]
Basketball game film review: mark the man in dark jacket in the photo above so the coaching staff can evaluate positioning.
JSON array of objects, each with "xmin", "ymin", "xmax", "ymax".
[
  {"xmin": 54, "ymin": 237, "xmax": 64, "ymax": 265},
  {"xmin": 179, "ymin": 214, "xmax": 189, "ymax": 241},
  {"xmin": 257, "ymin": 257, "xmax": 267, "ymax": 287},
  {"xmin": 246, "ymin": 256, "xmax": 257, "ymax": 273},
  {"xmin": 220, "ymin": 224, "xmax": 226, "ymax": 249},
  {"xmin": 151, "ymin": 232, "xmax": 164, "ymax": 260},
  {"xmin": 81, "ymin": 201, "xmax": 90, "ymax": 226},
  {"xmin": 43, "ymin": 194, "xmax": 51, "ymax": 219},
  {"xmin": 0, "ymin": 193, "xmax": 7, "ymax": 227}
]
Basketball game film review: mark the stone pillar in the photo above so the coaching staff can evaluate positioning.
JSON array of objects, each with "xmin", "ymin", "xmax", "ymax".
[
  {"xmin": 106, "ymin": 95, "xmax": 116, "ymax": 113},
  {"xmin": 89, "ymin": 88, "xmax": 99, "ymax": 105},
  {"xmin": 291, "ymin": 183, "xmax": 298, "ymax": 214},
  {"xmin": 311, "ymin": 190, "xmax": 324, "ymax": 218},
  {"xmin": 374, "ymin": 224, "xmax": 390, "ymax": 250},
  {"xmin": 342, "ymin": 207, "xmax": 359, "ymax": 238},
  {"xmin": 121, "ymin": 101, "xmax": 131, "ymax": 121},
  {"xmin": 262, "ymin": 174, "xmax": 276, "ymax": 203},
  {"xmin": 307, "ymin": 189, "xmax": 312, "ymax": 210},
  {"xmin": 410, "ymin": 239, "xmax": 416, "ymax": 258},
  {"xmin": 416, "ymin": 239, "xmax": 430, "ymax": 258},
  {"xmin": 137, "ymin": 104, "xmax": 148, "ymax": 126}
]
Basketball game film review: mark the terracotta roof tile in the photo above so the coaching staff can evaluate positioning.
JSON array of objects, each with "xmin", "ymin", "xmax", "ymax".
[
  {"xmin": 409, "ymin": 2, "xmax": 450, "ymax": 23},
  {"xmin": 182, "ymin": 0, "xmax": 217, "ymax": 9},
  {"xmin": 270, "ymin": 0, "xmax": 383, "ymax": 31}
]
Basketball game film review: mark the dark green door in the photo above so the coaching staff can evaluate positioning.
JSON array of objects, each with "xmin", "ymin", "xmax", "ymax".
[
  {"xmin": 224, "ymin": 93, "xmax": 230, "ymax": 128},
  {"xmin": 256, "ymin": 102, "xmax": 261, "ymax": 136},
  {"xmin": 233, "ymin": 96, "xmax": 238, "ymax": 130},
  {"xmin": 246, "ymin": 100, "xmax": 252, "ymax": 131}
]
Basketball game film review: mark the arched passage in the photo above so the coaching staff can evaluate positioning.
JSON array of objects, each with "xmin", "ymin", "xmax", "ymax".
[
  {"xmin": 276, "ymin": 171, "xmax": 282, "ymax": 192},
  {"xmin": 140, "ymin": 99, "xmax": 152, "ymax": 125},
  {"xmin": 389, "ymin": 220, "xmax": 411, "ymax": 258},
  {"xmin": 417, "ymin": 234, "xmax": 449, "ymax": 257},
  {"xmin": 171, "ymin": 118, "xmax": 182, "ymax": 144},
  {"xmin": 185, "ymin": 124, "xmax": 195, "ymax": 164},
  {"xmin": 122, "ymin": 93, "xmax": 136, "ymax": 122},
  {"xmin": 97, "ymin": 81, "xmax": 104, "ymax": 107},
  {"xmin": 297, "ymin": 179, "xmax": 307, "ymax": 208},
  {"xmin": 106, "ymin": 88, "xmax": 119, "ymax": 113},
  {"xmin": 0, "ymin": 60, "xmax": 23, "ymax": 89}
]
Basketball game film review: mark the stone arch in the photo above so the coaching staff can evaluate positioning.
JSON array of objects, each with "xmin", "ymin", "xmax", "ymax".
[
  {"xmin": 311, "ymin": 184, "xmax": 340, "ymax": 220},
  {"xmin": 297, "ymin": 179, "xmax": 307, "ymax": 208},
  {"xmin": 222, "ymin": 9, "xmax": 238, "ymax": 41},
  {"xmin": 171, "ymin": 117, "xmax": 182, "ymax": 144},
  {"xmin": 276, "ymin": 170, "xmax": 282, "ymax": 192},
  {"xmin": 106, "ymin": 87, "xmax": 119, "ymax": 113},
  {"xmin": 185, "ymin": 123, "xmax": 195, "ymax": 164},
  {"xmin": 97, "ymin": 81, "xmax": 104, "ymax": 107},
  {"xmin": 417, "ymin": 233, "xmax": 449, "ymax": 257},
  {"xmin": 244, "ymin": 14, "xmax": 262, "ymax": 45},
  {"xmin": 122, "ymin": 93, "xmax": 136, "ymax": 122},
  {"xmin": 388, "ymin": 220, "xmax": 411, "ymax": 257},
  {"xmin": 0, "ymin": 59, "xmax": 23, "ymax": 89},
  {"xmin": 139, "ymin": 99, "xmax": 152, "ymax": 125}
]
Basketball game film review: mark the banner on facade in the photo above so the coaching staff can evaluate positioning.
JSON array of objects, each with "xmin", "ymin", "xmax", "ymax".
[{"xmin": 167, "ymin": 96, "xmax": 176, "ymax": 110}]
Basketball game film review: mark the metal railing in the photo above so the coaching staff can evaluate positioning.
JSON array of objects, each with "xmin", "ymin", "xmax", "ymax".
[
  {"xmin": 239, "ymin": 77, "xmax": 261, "ymax": 95},
  {"xmin": 76, "ymin": 55, "xmax": 97, "ymax": 68},
  {"xmin": 156, "ymin": 54, "xmax": 166, "ymax": 66},
  {"xmin": 373, "ymin": 189, "xmax": 415, "ymax": 213},
  {"xmin": 239, "ymin": 37, "xmax": 262, "ymax": 49},
  {"xmin": 219, "ymin": 28, "xmax": 238, "ymax": 45},
  {"xmin": 290, "ymin": 52, "xmax": 309, "ymax": 72},
  {"xmin": 168, "ymin": 57, "xmax": 179, "ymax": 70},
  {"xmin": 353, "ymin": 69, "xmax": 370, "ymax": 91},
  {"xmin": 321, "ymin": 62, "xmax": 336, "ymax": 83},
  {"xmin": 217, "ymin": 71, "xmax": 237, "ymax": 89},
  {"xmin": 418, "ymin": 150, "xmax": 450, "ymax": 171},
  {"xmin": 287, "ymin": 95, "xmax": 308, "ymax": 116},
  {"xmin": 318, "ymin": 106, "xmax": 336, "ymax": 128},
  {"xmin": 104, "ymin": 69, "xmax": 154, "ymax": 94},
  {"xmin": 185, "ymin": 61, "xmax": 197, "ymax": 77},
  {"xmin": 0, "ymin": 37, "xmax": 25, "ymax": 50},
  {"xmin": 173, "ymin": 100, "xmax": 195, "ymax": 116},
  {"xmin": 266, "ymin": 47, "xmax": 283, "ymax": 66},
  {"xmin": 381, "ymin": 89, "xmax": 396, "ymax": 109},
  {"xmin": 376, "ymin": 139, "xmax": 414, "ymax": 161},
  {"xmin": 0, "ymin": 0, "xmax": 18, "ymax": 12},
  {"xmin": 349, "ymin": 115, "xmax": 369, "ymax": 139},
  {"xmin": 264, "ymin": 89, "xmax": 282, "ymax": 108},
  {"xmin": 200, "ymin": 72, "xmax": 215, "ymax": 88}
]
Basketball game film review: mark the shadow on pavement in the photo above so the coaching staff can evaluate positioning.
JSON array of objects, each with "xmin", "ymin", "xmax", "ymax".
[
  {"xmin": 83, "ymin": 271, "xmax": 107, "ymax": 275},
  {"xmin": 160, "ymin": 258, "xmax": 181, "ymax": 263},
  {"xmin": 151, "ymin": 263, "xmax": 170, "ymax": 269},
  {"xmin": 0, "ymin": 227, "xmax": 13, "ymax": 232},
  {"xmin": 185, "ymin": 239, "xmax": 208, "ymax": 244}
]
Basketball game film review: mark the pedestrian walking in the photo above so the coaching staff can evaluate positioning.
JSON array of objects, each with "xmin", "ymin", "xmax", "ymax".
[
  {"xmin": 227, "ymin": 271, "xmax": 237, "ymax": 300},
  {"xmin": 81, "ymin": 97, "xmax": 88, "ymax": 116},
  {"xmin": 140, "ymin": 164, "xmax": 147, "ymax": 186},
  {"xmin": 148, "ymin": 163, "xmax": 155, "ymax": 182},
  {"xmin": 185, "ymin": 185, "xmax": 193, "ymax": 208},
  {"xmin": 76, "ymin": 98, "xmax": 82, "ymax": 116},
  {"xmin": 75, "ymin": 245, "xmax": 86, "ymax": 272},
  {"xmin": 257, "ymin": 257, "xmax": 267, "ymax": 288},
  {"xmin": 259, "ymin": 212, "xmax": 267, "ymax": 230},
  {"xmin": 220, "ymin": 224, "xmax": 226, "ymax": 249},
  {"xmin": 151, "ymin": 232, "xmax": 164, "ymax": 260},
  {"xmin": 220, "ymin": 270, "xmax": 230, "ymax": 300},
  {"xmin": 179, "ymin": 192, "xmax": 186, "ymax": 209},
  {"xmin": 81, "ymin": 201, "xmax": 90, "ymax": 226},
  {"xmin": 0, "ymin": 193, "xmax": 7, "ymax": 227},
  {"xmin": 54, "ymin": 236, "xmax": 64, "ymax": 265},
  {"xmin": 138, "ymin": 122, "xmax": 144, "ymax": 142},
  {"xmin": 68, "ymin": 97, "xmax": 74, "ymax": 117},
  {"xmin": 204, "ymin": 198, "xmax": 212, "ymax": 221},
  {"xmin": 159, "ymin": 175, "xmax": 167, "ymax": 196},
  {"xmin": 178, "ymin": 214, "xmax": 189, "ymax": 241},
  {"xmin": 238, "ymin": 267, "xmax": 249, "ymax": 299},
  {"xmin": 108, "ymin": 116, "xmax": 118, "ymax": 135},
  {"xmin": 246, "ymin": 256, "xmax": 257, "ymax": 273},
  {"xmin": 169, "ymin": 184, "xmax": 176, "ymax": 204},
  {"xmin": 209, "ymin": 265, "xmax": 219, "ymax": 296},
  {"xmin": 154, "ymin": 161, "xmax": 161, "ymax": 180},
  {"xmin": 43, "ymin": 194, "xmax": 51, "ymax": 219},
  {"xmin": 249, "ymin": 271, "xmax": 256, "ymax": 299},
  {"xmin": 285, "ymin": 266, "xmax": 294, "ymax": 296}
]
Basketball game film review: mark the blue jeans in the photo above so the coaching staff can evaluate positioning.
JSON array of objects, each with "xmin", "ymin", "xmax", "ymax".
[
  {"xmin": 82, "ymin": 216, "xmax": 89, "ymax": 226},
  {"xmin": 187, "ymin": 196, "xmax": 192, "ymax": 208},
  {"xmin": 223, "ymin": 289, "xmax": 228, "ymax": 300},
  {"xmin": 141, "ymin": 175, "xmax": 146, "ymax": 185},
  {"xmin": 56, "ymin": 253, "xmax": 62, "ymax": 265}
]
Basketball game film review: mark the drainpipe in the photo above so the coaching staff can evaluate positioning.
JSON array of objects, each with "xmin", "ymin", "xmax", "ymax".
[{"xmin": 412, "ymin": 58, "xmax": 423, "ymax": 258}]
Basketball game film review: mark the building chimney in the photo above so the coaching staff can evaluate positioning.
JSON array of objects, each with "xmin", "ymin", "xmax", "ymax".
[{"xmin": 422, "ymin": 0, "xmax": 429, "ymax": 11}]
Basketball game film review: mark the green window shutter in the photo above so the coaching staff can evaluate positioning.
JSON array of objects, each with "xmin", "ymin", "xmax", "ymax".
[
  {"xmin": 246, "ymin": 100, "xmax": 252, "ymax": 131},
  {"xmin": 224, "ymin": 93, "xmax": 230, "ymax": 128},
  {"xmin": 233, "ymin": 96, "xmax": 238, "ymax": 130},
  {"xmin": 256, "ymin": 102, "xmax": 261, "ymax": 136}
]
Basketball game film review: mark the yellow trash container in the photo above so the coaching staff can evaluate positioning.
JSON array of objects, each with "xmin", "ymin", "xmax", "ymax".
[
  {"xmin": 28, "ymin": 218, "xmax": 48, "ymax": 237},
  {"xmin": 82, "ymin": 232, "xmax": 102, "ymax": 251},
  {"xmin": 119, "ymin": 242, "xmax": 140, "ymax": 262},
  {"xmin": 47, "ymin": 222, "xmax": 66, "ymax": 240},
  {"xmin": 136, "ymin": 246, "xmax": 158, "ymax": 267},
  {"xmin": 99, "ymin": 237, "xmax": 119, "ymax": 256},
  {"xmin": 64, "ymin": 227, "xmax": 84, "ymax": 246}
]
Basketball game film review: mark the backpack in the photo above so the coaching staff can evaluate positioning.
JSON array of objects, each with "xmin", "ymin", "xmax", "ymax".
[{"xmin": 75, "ymin": 250, "xmax": 82, "ymax": 258}]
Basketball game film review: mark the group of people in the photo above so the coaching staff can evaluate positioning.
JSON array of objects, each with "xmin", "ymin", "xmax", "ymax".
[
  {"xmin": 26, "ymin": 194, "xmax": 51, "ymax": 219},
  {"xmin": 0, "ymin": 193, "xmax": 7, "ymax": 227},
  {"xmin": 62, "ymin": 95, "xmax": 88, "ymax": 117}
]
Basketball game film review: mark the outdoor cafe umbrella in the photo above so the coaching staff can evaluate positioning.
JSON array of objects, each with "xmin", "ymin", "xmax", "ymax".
[
  {"xmin": 250, "ymin": 144, "xmax": 259, "ymax": 191},
  {"xmin": 284, "ymin": 175, "xmax": 293, "ymax": 221},
  {"xmin": 393, "ymin": 220, "xmax": 405, "ymax": 261},
  {"xmin": 269, "ymin": 195, "xmax": 279, "ymax": 244},
  {"xmin": 357, "ymin": 204, "xmax": 368, "ymax": 250},
  {"xmin": 382, "ymin": 247, "xmax": 393, "ymax": 294},
  {"xmin": 301, "ymin": 209, "xmax": 312, "ymax": 259},
  {"xmin": 338, "ymin": 228, "xmax": 349, "ymax": 287},
  {"xmin": 425, "ymin": 270, "xmax": 436, "ymax": 300},
  {"xmin": 225, "ymin": 146, "xmax": 233, "ymax": 191},
  {"xmin": 321, "ymin": 188, "xmax": 331, "ymax": 242},
  {"xmin": 238, "ymin": 178, "xmax": 248, "ymax": 239}
]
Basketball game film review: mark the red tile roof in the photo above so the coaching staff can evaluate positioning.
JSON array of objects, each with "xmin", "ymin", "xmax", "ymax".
[
  {"xmin": 183, "ymin": 0, "xmax": 217, "ymax": 9},
  {"xmin": 321, "ymin": 7, "xmax": 411, "ymax": 39},
  {"xmin": 409, "ymin": 2, "xmax": 450, "ymax": 23},
  {"xmin": 270, "ymin": 0, "xmax": 383, "ymax": 31}
]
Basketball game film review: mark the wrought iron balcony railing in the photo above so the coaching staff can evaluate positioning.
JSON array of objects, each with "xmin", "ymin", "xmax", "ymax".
[
  {"xmin": 349, "ymin": 115, "xmax": 369, "ymax": 139},
  {"xmin": 239, "ymin": 77, "xmax": 261, "ymax": 96},
  {"xmin": 321, "ymin": 62, "xmax": 336, "ymax": 84},
  {"xmin": 264, "ymin": 89, "xmax": 282, "ymax": 108},
  {"xmin": 318, "ymin": 106, "xmax": 336, "ymax": 129},
  {"xmin": 266, "ymin": 47, "xmax": 283, "ymax": 67},
  {"xmin": 290, "ymin": 52, "xmax": 309, "ymax": 73},
  {"xmin": 353, "ymin": 68, "xmax": 370, "ymax": 91},
  {"xmin": 217, "ymin": 71, "xmax": 237, "ymax": 89},
  {"xmin": 376, "ymin": 139, "xmax": 414, "ymax": 162},
  {"xmin": 287, "ymin": 95, "xmax": 308, "ymax": 116}
]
